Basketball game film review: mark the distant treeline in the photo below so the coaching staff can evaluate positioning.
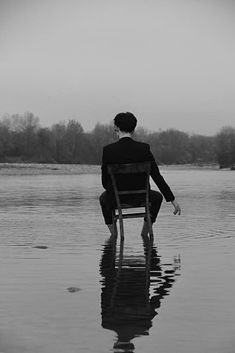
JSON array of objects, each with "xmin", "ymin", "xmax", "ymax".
[{"xmin": 0, "ymin": 112, "xmax": 235, "ymax": 168}]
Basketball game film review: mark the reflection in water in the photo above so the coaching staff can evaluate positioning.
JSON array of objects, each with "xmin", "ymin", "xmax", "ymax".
[{"xmin": 100, "ymin": 235, "xmax": 181, "ymax": 352}]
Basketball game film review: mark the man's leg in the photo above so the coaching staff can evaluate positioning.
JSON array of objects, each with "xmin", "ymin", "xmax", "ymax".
[
  {"xmin": 99, "ymin": 192, "xmax": 116, "ymax": 236},
  {"xmin": 141, "ymin": 190, "xmax": 163, "ymax": 236},
  {"xmin": 149, "ymin": 190, "xmax": 163, "ymax": 223}
]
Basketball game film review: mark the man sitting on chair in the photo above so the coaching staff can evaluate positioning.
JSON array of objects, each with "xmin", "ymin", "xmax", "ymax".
[{"xmin": 99, "ymin": 112, "xmax": 181, "ymax": 236}]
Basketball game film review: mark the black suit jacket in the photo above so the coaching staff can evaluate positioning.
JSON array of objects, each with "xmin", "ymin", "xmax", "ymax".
[{"xmin": 101, "ymin": 137, "xmax": 175, "ymax": 202}]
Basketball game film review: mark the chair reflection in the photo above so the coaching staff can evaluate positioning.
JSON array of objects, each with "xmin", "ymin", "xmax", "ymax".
[{"xmin": 100, "ymin": 235, "xmax": 181, "ymax": 352}]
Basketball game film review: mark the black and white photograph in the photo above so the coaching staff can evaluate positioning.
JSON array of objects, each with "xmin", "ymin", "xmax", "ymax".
[{"xmin": 0, "ymin": 1, "xmax": 235, "ymax": 352}]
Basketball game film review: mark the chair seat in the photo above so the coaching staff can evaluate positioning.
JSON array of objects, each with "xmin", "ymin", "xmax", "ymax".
[
  {"xmin": 114, "ymin": 212, "xmax": 146, "ymax": 219},
  {"xmin": 116, "ymin": 202, "xmax": 151, "ymax": 209},
  {"xmin": 119, "ymin": 202, "xmax": 144, "ymax": 209}
]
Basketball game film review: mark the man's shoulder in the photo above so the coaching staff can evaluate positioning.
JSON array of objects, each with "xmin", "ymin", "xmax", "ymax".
[
  {"xmin": 103, "ymin": 141, "xmax": 119, "ymax": 151},
  {"xmin": 133, "ymin": 140, "xmax": 150, "ymax": 148},
  {"xmin": 103, "ymin": 139, "xmax": 150, "ymax": 150}
]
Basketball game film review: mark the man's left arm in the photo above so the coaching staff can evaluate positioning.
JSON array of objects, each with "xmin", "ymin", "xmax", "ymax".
[
  {"xmin": 148, "ymin": 147, "xmax": 174, "ymax": 201},
  {"xmin": 147, "ymin": 146, "xmax": 181, "ymax": 215}
]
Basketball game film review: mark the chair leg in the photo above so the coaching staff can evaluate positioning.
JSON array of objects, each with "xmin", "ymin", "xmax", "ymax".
[
  {"xmin": 112, "ymin": 212, "xmax": 118, "ymax": 237},
  {"xmin": 115, "ymin": 205, "xmax": 124, "ymax": 240},
  {"xmin": 119, "ymin": 216, "xmax": 124, "ymax": 240},
  {"xmin": 114, "ymin": 219, "xmax": 118, "ymax": 237},
  {"xmin": 118, "ymin": 238, "xmax": 124, "ymax": 269},
  {"xmin": 113, "ymin": 211, "xmax": 124, "ymax": 239}
]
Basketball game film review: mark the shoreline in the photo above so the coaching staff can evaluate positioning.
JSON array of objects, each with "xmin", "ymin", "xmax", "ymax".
[
  {"xmin": 0, "ymin": 163, "xmax": 100, "ymax": 175},
  {"xmin": 0, "ymin": 162, "xmax": 220, "ymax": 176}
]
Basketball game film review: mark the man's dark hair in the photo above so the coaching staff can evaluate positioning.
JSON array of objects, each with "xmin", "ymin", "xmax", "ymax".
[{"xmin": 114, "ymin": 112, "xmax": 137, "ymax": 133}]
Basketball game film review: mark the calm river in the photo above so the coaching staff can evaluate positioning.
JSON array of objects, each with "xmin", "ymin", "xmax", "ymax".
[{"xmin": 0, "ymin": 165, "xmax": 234, "ymax": 353}]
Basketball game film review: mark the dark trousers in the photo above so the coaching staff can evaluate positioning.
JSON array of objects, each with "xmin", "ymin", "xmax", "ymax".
[{"xmin": 99, "ymin": 190, "xmax": 163, "ymax": 225}]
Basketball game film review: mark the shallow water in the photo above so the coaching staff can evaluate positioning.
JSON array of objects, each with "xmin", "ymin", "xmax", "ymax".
[{"xmin": 0, "ymin": 167, "xmax": 234, "ymax": 353}]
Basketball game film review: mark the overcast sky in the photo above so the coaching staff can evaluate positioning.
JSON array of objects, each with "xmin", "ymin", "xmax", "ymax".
[{"xmin": 0, "ymin": 0, "xmax": 235, "ymax": 135}]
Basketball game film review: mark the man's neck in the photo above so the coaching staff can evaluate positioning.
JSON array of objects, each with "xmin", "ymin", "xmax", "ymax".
[{"xmin": 118, "ymin": 132, "xmax": 132, "ymax": 139}]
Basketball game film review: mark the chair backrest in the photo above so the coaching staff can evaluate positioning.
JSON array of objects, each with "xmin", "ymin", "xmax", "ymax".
[
  {"xmin": 107, "ymin": 162, "xmax": 151, "ymax": 201},
  {"xmin": 108, "ymin": 162, "xmax": 151, "ymax": 175}
]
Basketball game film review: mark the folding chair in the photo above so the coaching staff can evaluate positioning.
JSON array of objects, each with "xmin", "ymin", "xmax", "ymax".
[{"xmin": 107, "ymin": 162, "xmax": 153, "ymax": 239}]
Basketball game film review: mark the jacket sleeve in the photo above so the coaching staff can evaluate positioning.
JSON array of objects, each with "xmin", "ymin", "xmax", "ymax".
[
  {"xmin": 101, "ymin": 147, "xmax": 108, "ymax": 189},
  {"xmin": 147, "ymin": 145, "xmax": 175, "ymax": 202}
]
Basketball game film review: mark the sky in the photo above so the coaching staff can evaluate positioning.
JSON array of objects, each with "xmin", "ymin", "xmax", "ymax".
[{"xmin": 0, "ymin": 0, "xmax": 235, "ymax": 135}]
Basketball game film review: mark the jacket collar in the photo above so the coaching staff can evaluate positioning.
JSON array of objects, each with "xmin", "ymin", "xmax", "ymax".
[{"xmin": 118, "ymin": 136, "xmax": 133, "ymax": 141}]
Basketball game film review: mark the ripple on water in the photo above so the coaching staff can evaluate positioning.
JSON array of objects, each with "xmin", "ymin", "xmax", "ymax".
[{"xmin": 0, "ymin": 168, "xmax": 234, "ymax": 352}]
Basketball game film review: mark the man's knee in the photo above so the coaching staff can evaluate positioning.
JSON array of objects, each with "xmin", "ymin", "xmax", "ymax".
[
  {"xmin": 149, "ymin": 190, "xmax": 163, "ymax": 223},
  {"xmin": 99, "ymin": 191, "xmax": 107, "ymax": 205},
  {"xmin": 150, "ymin": 190, "xmax": 163, "ymax": 204}
]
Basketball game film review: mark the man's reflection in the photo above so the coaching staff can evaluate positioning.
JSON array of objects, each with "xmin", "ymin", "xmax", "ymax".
[{"xmin": 100, "ymin": 235, "xmax": 180, "ymax": 352}]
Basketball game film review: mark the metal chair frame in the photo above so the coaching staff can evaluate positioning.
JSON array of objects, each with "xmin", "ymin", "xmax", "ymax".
[{"xmin": 107, "ymin": 162, "xmax": 153, "ymax": 239}]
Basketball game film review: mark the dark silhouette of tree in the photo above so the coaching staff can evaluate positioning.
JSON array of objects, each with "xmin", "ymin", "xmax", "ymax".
[
  {"xmin": 134, "ymin": 126, "xmax": 151, "ymax": 143},
  {"xmin": 0, "ymin": 122, "xmax": 13, "ymax": 161},
  {"xmin": 36, "ymin": 128, "xmax": 55, "ymax": 163},
  {"xmin": 51, "ymin": 120, "xmax": 86, "ymax": 163},
  {"xmin": 216, "ymin": 127, "xmax": 235, "ymax": 168},
  {"xmin": 51, "ymin": 122, "xmax": 67, "ymax": 163},
  {"xmin": 189, "ymin": 134, "xmax": 216, "ymax": 164},
  {"xmin": 88, "ymin": 122, "xmax": 116, "ymax": 164},
  {"xmin": 147, "ymin": 129, "xmax": 190, "ymax": 164},
  {"xmin": 0, "ymin": 111, "xmax": 234, "ymax": 166},
  {"xmin": 0, "ymin": 112, "xmax": 40, "ymax": 161}
]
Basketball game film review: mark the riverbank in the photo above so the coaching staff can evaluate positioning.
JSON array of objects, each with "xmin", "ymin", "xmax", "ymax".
[
  {"xmin": 0, "ymin": 163, "xmax": 100, "ymax": 175},
  {"xmin": 0, "ymin": 162, "xmax": 220, "ymax": 176}
]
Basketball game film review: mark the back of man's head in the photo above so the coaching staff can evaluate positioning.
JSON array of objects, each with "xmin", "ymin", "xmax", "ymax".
[{"xmin": 114, "ymin": 112, "xmax": 137, "ymax": 133}]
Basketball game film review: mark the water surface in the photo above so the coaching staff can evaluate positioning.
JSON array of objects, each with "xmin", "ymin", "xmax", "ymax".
[{"xmin": 0, "ymin": 167, "xmax": 234, "ymax": 353}]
